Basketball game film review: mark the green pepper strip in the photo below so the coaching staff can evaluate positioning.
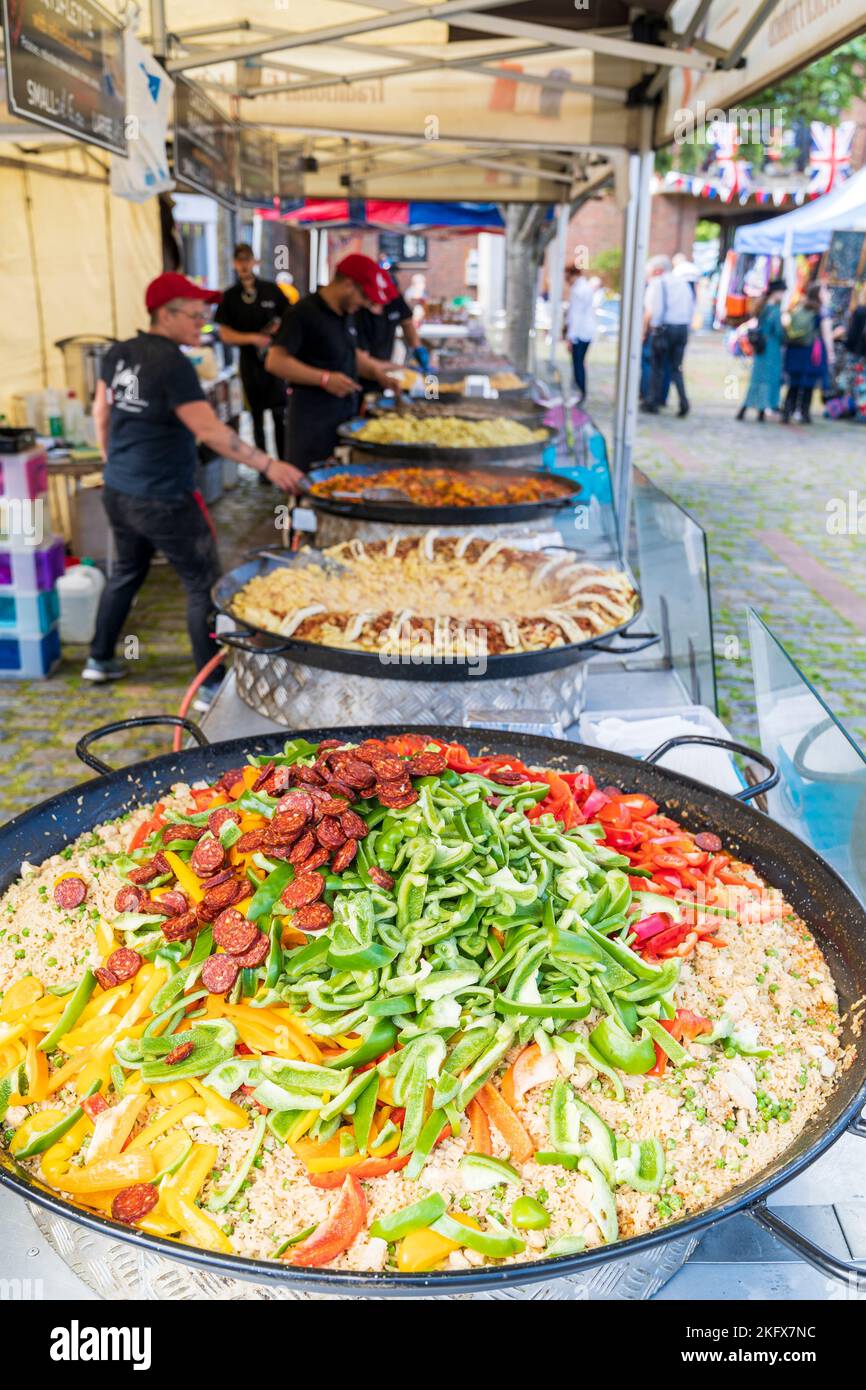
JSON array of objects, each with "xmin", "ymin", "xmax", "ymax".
[
  {"xmin": 370, "ymin": 1193, "xmax": 447, "ymax": 1241},
  {"xmin": 640, "ymin": 1016, "xmax": 695, "ymax": 1068},
  {"xmin": 38, "ymin": 970, "xmax": 96, "ymax": 1053},
  {"xmin": 353, "ymin": 1073, "xmax": 379, "ymax": 1155},
  {"xmin": 430, "ymin": 1212, "xmax": 525, "ymax": 1258},
  {"xmin": 14, "ymin": 1080, "xmax": 101, "ymax": 1159},
  {"xmin": 207, "ymin": 1114, "xmax": 266, "ymax": 1212},
  {"xmin": 329, "ymin": 1018, "xmax": 397, "ymax": 1070},
  {"xmin": 405, "ymin": 1107, "xmax": 448, "ymax": 1180},
  {"xmin": 247, "ymin": 862, "xmax": 294, "ymax": 922}
]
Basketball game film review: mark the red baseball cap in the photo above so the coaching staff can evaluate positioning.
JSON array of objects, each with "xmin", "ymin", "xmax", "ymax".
[
  {"xmin": 336, "ymin": 254, "xmax": 398, "ymax": 306},
  {"xmin": 145, "ymin": 272, "xmax": 222, "ymax": 313}
]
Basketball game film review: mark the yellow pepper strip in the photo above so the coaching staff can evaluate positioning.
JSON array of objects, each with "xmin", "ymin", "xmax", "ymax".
[
  {"xmin": 238, "ymin": 810, "xmax": 265, "ymax": 832},
  {"xmin": 59, "ymin": 1151, "xmax": 156, "ymax": 1194},
  {"xmin": 235, "ymin": 895, "xmax": 254, "ymax": 916},
  {"xmin": 127, "ymin": 1097, "xmax": 202, "ymax": 1151},
  {"xmin": 163, "ymin": 851, "xmax": 204, "ymax": 903},
  {"xmin": 284, "ymin": 1110, "xmax": 318, "ymax": 1144},
  {"xmin": 39, "ymin": 1115, "xmax": 91, "ymax": 1186},
  {"xmin": 149, "ymin": 1080, "xmax": 195, "ymax": 1106},
  {"xmin": 158, "ymin": 1143, "xmax": 233, "ymax": 1253},
  {"xmin": 151, "ymin": 1131, "xmax": 193, "ymax": 1179},
  {"xmin": 10, "ymin": 1032, "xmax": 49, "ymax": 1105},
  {"xmin": 0, "ymin": 1041, "xmax": 25, "ymax": 1074},
  {"xmin": 302, "ymin": 1127, "xmax": 401, "ymax": 1174},
  {"xmin": 0, "ymin": 1020, "xmax": 28, "ymax": 1049},
  {"xmin": 397, "ymin": 1215, "xmax": 480, "ymax": 1274},
  {"xmin": 60, "ymin": 1015, "xmax": 117, "ymax": 1053},
  {"xmin": 73, "ymin": 967, "xmax": 166, "ymax": 1097},
  {"xmin": 241, "ymin": 765, "xmax": 261, "ymax": 792},
  {"xmin": 86, "ymin": 1093, "xmax": 149, "ymax": 1165},
  {"xmin": 10, "ymin": 1109, "xmax": 67, "ymax": 1156},
  {"xmin": 173, "ymin": 1142, "xmax": 216, "ymax": 1200},
  {"xmin": 79, "ymin": 981, "xmax": 133, "ymax": 1022},
  {"xmin": 188, "ymin": 1080, "xmax": 249, "ymax": 1129},
  {"xmin": 0, "ymin": 977, "xmax": 44, "ymax": 1020},
  {"xmin": 27, "ymin": 995, "xmax": 67, "ymax": 1027},
  {"xmin": 269, "ymin": 1010, "xmax": 322, "ymax": 1063},
  {"xmin": 95, "ymin": 919, "xmax": 116, "ymax": 957}
]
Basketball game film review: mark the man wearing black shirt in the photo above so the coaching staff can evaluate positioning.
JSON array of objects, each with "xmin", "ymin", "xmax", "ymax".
[
  {"xmin": 265, "ymin": 254, "xmax": 399, "ymax": 469},
  {"xmin": 355, "ymin": 274, "xmax": 429, "ymax": 390},
  {"xmin": 84, "ymin": 272, "xmax": 304, "ymax": 693},
  {"xmin": 214, "ymin": 244, "xmax": 288, "ymax": 462}
]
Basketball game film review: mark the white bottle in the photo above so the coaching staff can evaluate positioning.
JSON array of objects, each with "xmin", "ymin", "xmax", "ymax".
[
  {"xmin": 57, "ymin": 559, "xmax": 106, "ymax": 644},
  {"xmin": 63, "ymin": 391, "xmax": 85, "ymax": 444}
]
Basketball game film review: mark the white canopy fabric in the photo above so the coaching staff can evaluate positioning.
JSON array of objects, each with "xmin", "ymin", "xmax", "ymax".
[{"xmin": 733, "ymin": 167, "xmax": 866, "ymax": 256}]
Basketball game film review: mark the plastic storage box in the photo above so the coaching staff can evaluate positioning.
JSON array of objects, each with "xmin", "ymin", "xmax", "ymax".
[
  {"xmin": 0, "ymin": 587, "xmax": 60, "ymax": 634},
  {"xmin": 0, "ymin": 537, "xmax": 66, "ymax": 590},
  {"xmin": 0, "ymin": 625, "xmax": 61, "ymax": 678},
  {"xmin": 0, "ymin": 428, "xmax": 48, "ymax": 501}
]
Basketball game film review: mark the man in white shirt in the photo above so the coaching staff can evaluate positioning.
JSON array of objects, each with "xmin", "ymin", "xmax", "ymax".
[
  {"xmin": 565, "ymin": 266, "xmax": 597, "ymax": 402},
  {"xmin": 642, "ymin": 254, "xmax": 695, "ymax": 417}
]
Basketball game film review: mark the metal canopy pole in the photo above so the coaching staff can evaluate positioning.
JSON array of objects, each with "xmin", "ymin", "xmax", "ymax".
[
  {"xmin": 547, "ymin": 203, "xmax": 569, "ymax": 370},
  {"xmin": 613, "ymin": 106, "xmax": 654, "ymax": 558},
  {"xmin": 149, "ymin": 0, "xmax": 167, "ymax": 59}
]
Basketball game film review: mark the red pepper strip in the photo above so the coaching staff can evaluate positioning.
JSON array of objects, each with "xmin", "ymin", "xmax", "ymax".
[
  {"xmin": 237, "ymin": 1084, "xmax": 268, "ymax": 1115},
  {"xmin": 284, "ymin": 1174, "xmax": 367, "ymax": 1265},
  {"xmin": 631, "ymin": 913, "xmax": 674, "ymax": 945},
  {"xmin": 382, "ymin": 734, "xmax": 429, "ymax": 756},
  {"xmin": 647, "ymin": 1009, "xmax": 712, "ymax": 1076},
  {"xmin": 606, "ymin": 793, "xmax": 659, "ymax": 819},
  {"xmin": 306, "ymin": 1126, "xmax": 451, "ymax": 1189},
  {"xmin": 581, "ymin": 788, "xmax": 612, "ymax": 819},
  {"xmin": 82, "ymin": 1093, "xmax": 108, "ymax": 1120},
  {"xmin": 128, "ymin": 803, "xmax": 166, "ymax": 853},
  {"xmin": 526, "ymin": 770, "xmax": 582, "ymax": 830},
  {"xmin": 235, "ymin": 1042, "xmax": 254, "ymax": 1056}
]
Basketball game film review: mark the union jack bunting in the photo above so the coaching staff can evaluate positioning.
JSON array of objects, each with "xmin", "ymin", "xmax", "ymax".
[
  {"xmin": 711, "ymin": 123, "xmax": 752, "ymax": 202},
  {"xmin": 809, "ymin": 121, "xmax": 855, "ymax": 192}
]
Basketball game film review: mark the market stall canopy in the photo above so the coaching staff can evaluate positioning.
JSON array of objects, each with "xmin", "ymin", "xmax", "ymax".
[
  {"xmin": 733, "ymin": 168, "xmax": 866, "ymax": 256},
  {"xmin": 264, "ymin": 198, "xmax": 506, "ymax": 230}
]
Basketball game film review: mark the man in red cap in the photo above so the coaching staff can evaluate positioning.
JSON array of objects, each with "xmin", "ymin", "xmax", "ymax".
[
  {"xmin": 266, "ymin": 253, "xmax": 401, "ymax": 469},
  {"xmin": 84, "ymin": 272, "xmax": 305, "ymax": 696}
]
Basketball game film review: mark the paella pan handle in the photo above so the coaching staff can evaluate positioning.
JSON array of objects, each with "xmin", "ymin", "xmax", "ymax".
[
  {"xmin": 75, "ymin": 716, "xmax": 210, "ymax": 775},
  {"xmin": 644, "ymin": 735, "xmax": 780, "ymax": 802},
  {"xmin": 219, "ymin": 627, "xmax": 296, "ymax": 657},
  {"xmin": 749, "ymin": 1188, "xmax": 866, "ymax": 1290},
  {"xmin": 581, "ymin": 629, "xmax": 660, "ymax": 656}
]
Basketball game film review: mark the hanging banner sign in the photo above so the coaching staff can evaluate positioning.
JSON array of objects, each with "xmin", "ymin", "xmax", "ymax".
[
  {"xmin": 2, "ymin": 0, "xmax": 127, "ymax": 155},
  {"xmin": 276, "ymin": 144, "xmax": 305, "ymax": 199},
  {"xmin": 238, "ymin": 124, "xmax": 275, "ymax": 204},
  {"xmin": 110, "ymin": 31, "xmax": 173, "ymax": 201},
  {"xmin": 174, "ymin": 76, "xmax": 236, "ymax": 208}
]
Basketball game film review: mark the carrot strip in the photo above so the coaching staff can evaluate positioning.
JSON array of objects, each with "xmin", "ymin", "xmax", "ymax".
[
  {"xmin": 475, "ymin": 1083, "xmax": 533, "ymax": 1164},
  {"xmin": 468, "ymin": 1098, "xmax": 492, "ymax": 1155}
]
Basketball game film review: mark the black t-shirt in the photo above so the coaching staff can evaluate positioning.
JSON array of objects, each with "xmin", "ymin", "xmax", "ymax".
[
  {"xmin": 100, "ymin": 333, "xmax": 205, "ymax": 498},
  {"xmin": 214, "ymin": 277, "xmax": 286, "ymax": 403},
  {"xmin": 272, "ymin": 291, "xmax": 360, "ymax": 468},
  {"xmin": 355, "ymin": 293, "xmax": 412, "ymax": 361}
]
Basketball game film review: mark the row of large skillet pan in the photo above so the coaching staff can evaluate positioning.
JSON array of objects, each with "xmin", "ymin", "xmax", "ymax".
[{"xmin": 1, "ymin": 721, "xmax": 864, "ymax": 1295}]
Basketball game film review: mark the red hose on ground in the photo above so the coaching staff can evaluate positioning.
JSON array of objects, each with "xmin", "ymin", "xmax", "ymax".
[{"xmin": 173, "ymin": 647, "xmax": 230, "ymax": 751}]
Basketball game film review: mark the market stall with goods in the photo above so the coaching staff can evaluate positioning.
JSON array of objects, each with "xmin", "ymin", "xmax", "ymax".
[{"xmin": 1, "ymin": 0, "xmax": 866, "ymax": 1309}]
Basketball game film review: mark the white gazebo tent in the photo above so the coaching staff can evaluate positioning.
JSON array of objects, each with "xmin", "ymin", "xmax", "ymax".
[{"xmin": 733, "ymin": 166, "xmax": 866, "ymax": 257}]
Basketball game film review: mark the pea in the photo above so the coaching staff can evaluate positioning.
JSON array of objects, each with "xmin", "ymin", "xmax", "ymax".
[{"xmin": 511, "ymin": 1195, "xmax": 550, "ymax": 1231}]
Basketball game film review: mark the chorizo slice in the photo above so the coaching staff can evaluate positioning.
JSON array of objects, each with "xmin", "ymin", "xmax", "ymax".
[
  {"xmin": 201, "ymin": 954, "xmax": 240, "ymax": 995},
  {"xmin": 293, "ymin": 902, "xmax": 333, "ymax": 932},
  {"xmin": 330, "ymin": 839, "xmax": 359, "ymax": 874},
  {"xmin": 53, "ymin": 876, "xmax": 87, "ymax": 910},
  {"xmin": 213, "ymin": 909, "xmax": 258, "ymax": 956},
  {"xmin": 111, "ymin": 1183, "xmax": 159, "ymax": 1225},
  {"xmin": 105, "ymin": 948, "xmax": 143, "ymax": 982},
  {"xmin": 190, "ymin": 837, "xmax": 226, "ymax": 878},
  {"xmin": 280, "ymin": 872, "xmax": 326, "ymax": 908}
]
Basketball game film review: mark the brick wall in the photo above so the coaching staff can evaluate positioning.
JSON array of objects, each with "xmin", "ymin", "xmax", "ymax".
[
  {"xmin": 327, "ymin": 229, "xmax": 479, "ymax": 303},
  {"xmin": 565, "ymin": 191, "xmax": 700, "ymax": 286}
]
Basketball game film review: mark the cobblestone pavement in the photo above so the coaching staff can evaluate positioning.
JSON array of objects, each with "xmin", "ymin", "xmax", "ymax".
[
  {"xmin": 588, "ymin": 332, "xmax": 866, "ymax": 748},
  {"xmin": 2, "ymin": 332, "xmax": 863, "ymax": 821}
]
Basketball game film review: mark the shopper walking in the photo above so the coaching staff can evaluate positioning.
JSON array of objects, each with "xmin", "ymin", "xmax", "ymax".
[
  {"xmin": 565, "ymin": 265, "xmax": 597, "ymax": 402},
  {"xmin": 641, "ymin": 256, "xmax": 693, "ymax": 416},
  {"xmin": 84, "ymin": 273, "xmax": 304, "ymax": 695},
  {"xmin": 781, "ymin": 286, "xmax": 832, "ymax": 423},
  {"xmin": 265, "ymin": 254, "xmax": 401, "ymax": 469},
  {"xmin": 737, "ymin": 278, "xmax": 786, "ymax": 421},
  {"xmin": 214, "ymin": 244, "xmax": 288, "ymax": 466}
]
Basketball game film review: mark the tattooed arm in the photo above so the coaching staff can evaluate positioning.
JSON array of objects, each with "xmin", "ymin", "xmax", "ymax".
[{"xmin": 174, "ymin": 401, "xmax": 306, "ymax": 493}]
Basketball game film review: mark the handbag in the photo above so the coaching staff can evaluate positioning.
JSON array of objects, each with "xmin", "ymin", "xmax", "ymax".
[{"xmin": 746, "ymin": 326, "xmax": 766, "ymax": 354}]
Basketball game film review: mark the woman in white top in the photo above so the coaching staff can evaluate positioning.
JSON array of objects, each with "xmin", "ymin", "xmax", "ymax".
[{"xmin": 565, "ymin": 266, "xmax": 597, "ymax": 402}]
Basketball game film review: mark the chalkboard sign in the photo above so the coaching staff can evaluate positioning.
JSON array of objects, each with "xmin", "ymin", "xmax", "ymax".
[
  {"xmin": 826, "ymin": 231, "xmax": 865, "ymax": 283},
  {"xmin": 238, "ymin": 125, "xmax": 274, "ymax": 205},
  {"xmin": 3, "ymin": 0, "xmax": 126, "ymax": 155},
  {"xmin": 174, "ymin": 78, "xmax": 236, "ymax": 208},
  {"xmin": 277, "ymin": 145, "xmax": 305, "ymax": 199},
  {"xmin": 378, "ymin": 232, "xmax": 428, "ymax": 264},
  {"xmin": 826, "ymin": 282, "xmax": 855, "ymax": 324}
]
